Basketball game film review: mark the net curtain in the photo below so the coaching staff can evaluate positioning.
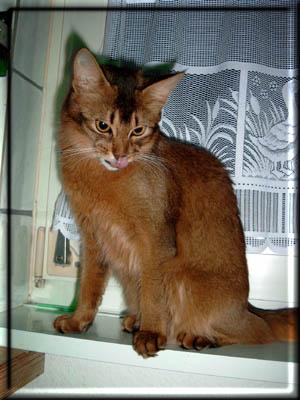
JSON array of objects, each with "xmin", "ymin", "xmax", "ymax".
[{"xmin": 53, "ymin": 0, "xmax": 298, "ymax": 255}]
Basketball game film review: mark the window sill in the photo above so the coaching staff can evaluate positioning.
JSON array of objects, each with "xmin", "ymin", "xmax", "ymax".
[{"xmin": 0, "ymin": 305, "xmax": 296, "ymax": 384}]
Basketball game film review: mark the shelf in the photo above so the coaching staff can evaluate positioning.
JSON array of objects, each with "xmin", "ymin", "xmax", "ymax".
[
  {"xmin": 0, "ymin": 346, "xmax": 45, "ymax": 398},
  {"xmin": 0, "ymin": 305, "xmax": 297, "ymax": 385}
]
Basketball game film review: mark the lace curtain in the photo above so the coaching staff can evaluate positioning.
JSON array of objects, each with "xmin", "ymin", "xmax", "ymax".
[{"xmin": 53, "ymin": 0, "xmax": 298, "ymax": 255}]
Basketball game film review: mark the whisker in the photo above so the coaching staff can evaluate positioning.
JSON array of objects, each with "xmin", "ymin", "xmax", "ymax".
[
  {"xmin": 61, "ymin": 154, "xmax": 95, "ymax": 170},
  {"xmin": 62, "ymin": 152, "xmax": 93, "ymax": 160},
  {"xmin": 139, "ymin": 153, "xmax": 169, "ymax": 170},
  {"xmin": 61, "ymin": 147, "xmax": 95, "ymax": 156},
  {"xmin": 59, "ymin": 147, "xmax": 96, "ymax": 162},
  {"xmin": 135, "ymin": 153, "xmax": 169, "ymax": 177}
]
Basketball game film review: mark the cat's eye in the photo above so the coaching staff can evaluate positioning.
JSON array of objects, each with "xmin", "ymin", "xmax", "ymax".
[
  {"xmin": 131, "ymin": 126, "xmax": 146, "ymax": 136},
  {"xmin": 96, "ymin": 120, "xmax": 111, "ymax": 133}
]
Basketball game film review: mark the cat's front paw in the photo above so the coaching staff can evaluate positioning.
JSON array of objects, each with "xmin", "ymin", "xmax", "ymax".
[
  {"xmin": 133, "ymin": 330, "xmax": 167, "ymax": 358},
  {"xmin": 53, "ymin": 313, "xmax": 93, "ymax": 333}
]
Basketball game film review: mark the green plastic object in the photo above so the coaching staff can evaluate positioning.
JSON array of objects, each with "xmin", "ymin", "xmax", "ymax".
[{"xmin": 35, "ymin": 301, "xmax": 77, "ymax": 313}]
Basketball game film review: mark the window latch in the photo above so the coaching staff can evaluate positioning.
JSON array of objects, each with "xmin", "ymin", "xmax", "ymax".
[{"xmin": 54, "ymin": 230, "xmax": 71, "ymax": 265}]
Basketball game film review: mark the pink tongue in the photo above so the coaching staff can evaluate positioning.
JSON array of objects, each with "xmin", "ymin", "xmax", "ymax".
[{"xmin": 116, "ymin": 157, "xmax": 128, "ymax": 169}]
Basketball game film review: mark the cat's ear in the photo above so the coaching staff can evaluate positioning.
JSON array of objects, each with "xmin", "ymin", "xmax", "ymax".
[
  {"xmin": 142, "ymin": 72, "xmax": 184, "ymax": 107},
  {"xmin": 72, "ymin": 48, "xmax": 110, "ymax": 93}
]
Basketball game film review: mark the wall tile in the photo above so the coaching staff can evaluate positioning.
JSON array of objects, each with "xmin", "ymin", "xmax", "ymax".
[
  {"xmin": 10, "ymin": 214, "xmax": 32, "ymax": 308},
  {"xmin": 11, "ymin": 72, "xmax": 43, "ymax": 210},
  {"xmin": 0, "ymin": 0, "xmax": 16, "ymax": 11},
  {"xmin": 0, "ymin": 213, "xmax": 31, "ymax": 311},
  {"xmin": 13, "ymin": 8, "xmax": 51, "ymax": 88}
]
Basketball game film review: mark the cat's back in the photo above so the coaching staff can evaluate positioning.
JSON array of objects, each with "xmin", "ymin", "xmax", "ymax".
[{"xmin": 159, "ymin": 134, "xmax": 232, "ymax": 187}]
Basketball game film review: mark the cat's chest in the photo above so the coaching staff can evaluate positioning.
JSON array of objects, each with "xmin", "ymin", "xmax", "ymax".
[
  {"xmin": 96, "ymin": 213, "xmax": 140, "ymax": 275},
  {"xmin": 96, "ymin": 184, "xmax": 154, "ymax": 233},
  {"xmin": 93, "ymin": 167, "xmax": 168, "ymax": 218},
  {"xmin": 70, "ymin": 167, "xmax": 169, "ymax": 273},
  {"xmin": 101, "ymin": 190, "xmax": 168, "ymax": 273}
]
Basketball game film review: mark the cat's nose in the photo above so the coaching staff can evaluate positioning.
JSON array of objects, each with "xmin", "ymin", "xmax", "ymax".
[{"xmin": 114, "ymin": 155, "xmax": 128, "ymax": 169}]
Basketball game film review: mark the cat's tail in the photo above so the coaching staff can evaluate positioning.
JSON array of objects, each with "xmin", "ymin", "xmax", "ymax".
[{"xmin": 248, "ymin": 303, "xmax": 298, "ymax": 342}]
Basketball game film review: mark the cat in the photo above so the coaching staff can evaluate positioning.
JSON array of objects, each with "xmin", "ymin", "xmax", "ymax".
[{"xmin": 53, "ymin": 48, "xmax": 297, "ymax": 357}]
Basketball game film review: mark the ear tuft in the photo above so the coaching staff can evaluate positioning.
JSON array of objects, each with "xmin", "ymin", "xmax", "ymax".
[
  {"xmin": 142, "ymin": 72, "xmax": 184, "ymax": 106},
  {"xmin": 72, "ymin": 48, "xmax": 110, "ymax": 92}
]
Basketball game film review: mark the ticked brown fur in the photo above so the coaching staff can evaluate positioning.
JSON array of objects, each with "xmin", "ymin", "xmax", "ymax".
[{"xmin": 54, "ymin": 48, "xmax": 297, "ymax": 357}]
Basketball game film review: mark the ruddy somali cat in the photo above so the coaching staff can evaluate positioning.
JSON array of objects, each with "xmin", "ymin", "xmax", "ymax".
[{"xmin": 54, "ymin": 48, "xmax": 297, "ymax": 357}]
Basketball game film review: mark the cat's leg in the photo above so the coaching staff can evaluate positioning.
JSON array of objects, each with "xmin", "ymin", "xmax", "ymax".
[
  {"xmin": 214, "ymin": 311, "xmax": 275, "ymax": 346},
  {"xmin": 132, "ymin": 257, "xmax": 169, "ymax": 357},
  {"xmin": 120, "ymin": 274, "xmax": 140, "ymax": 333},
  {"xmin": 131, "ymin": 225, "xmax": 177, "ymax": 357},
  {"xmin": 175, "ymin": 310, "xmax": 275, "ymax": 349},
  {"xmin": 161, "ymin": 259, "xmax": 218, "ymax": 349},
  {"xmin": 53, "ymin": 238, "xmax": 108, "ymax": 333},
  {"xmin": 163, "ymin": 261, "xmax": 272, "ymax": 350}
]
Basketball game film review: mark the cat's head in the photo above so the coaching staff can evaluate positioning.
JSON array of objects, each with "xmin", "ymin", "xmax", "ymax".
[{"xmin": 62, "ymin": 48, "xmax": 183, "ymax": 171}]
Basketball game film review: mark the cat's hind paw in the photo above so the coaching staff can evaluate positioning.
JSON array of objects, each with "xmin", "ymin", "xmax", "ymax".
[
  {"xmin": 177, "ymin": 332, "xmax": 218, "ymax": 350},
  {"xmin": 133, "ymin": 330, "xmax": 167, "ymax": 358}
]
